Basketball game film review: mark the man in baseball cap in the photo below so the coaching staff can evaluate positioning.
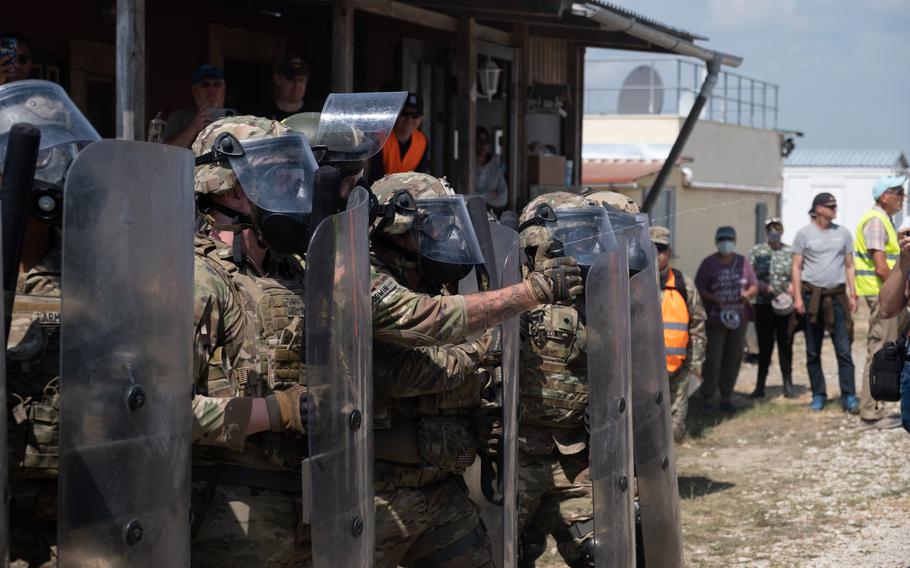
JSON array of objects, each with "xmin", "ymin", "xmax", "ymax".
[
  {"xmin": 164, "ymin": 63, "xmax": 228, "ymax": 148},
  {"xmin": 651, "ymin": 226, "xmax": 705, "ymax": 440},
  {"xmin": 855, "ymin": 174, "xmax": 908, "ymax": 425},
  {"xmin": 254, "ymin": 53, "xmax": 312, "ymax": 121}
]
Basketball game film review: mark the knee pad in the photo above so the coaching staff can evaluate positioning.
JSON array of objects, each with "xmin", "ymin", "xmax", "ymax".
[
  {"xmin": 557, "ymin": 520, "xmax": 595, "ymax": 568},
  {"xmin": 518, "ymin": 525, "xmax": 546, "ymax": 568}
]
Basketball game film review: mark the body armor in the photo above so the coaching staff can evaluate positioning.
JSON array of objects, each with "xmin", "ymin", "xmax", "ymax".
[
  {"xmin": 194, "ymin": 237, "xmax": 307, "ymax": 470},
  {"xmin": 7, "ymin": 244, "xmax": 61, "ymax": 481}
]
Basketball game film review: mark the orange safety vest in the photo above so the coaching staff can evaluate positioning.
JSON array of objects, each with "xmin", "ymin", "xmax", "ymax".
[
  {"xmin": 382, "ymin": 130, "xmax": 428, "ymax": 175},
  {"xmin": 662, "ymin": 269, "xmax": 690, "ymax": 374}
]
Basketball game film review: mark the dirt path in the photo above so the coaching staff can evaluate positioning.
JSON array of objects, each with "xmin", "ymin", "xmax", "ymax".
[{"xmin": 540, "ymin": 306, "xmax": 910, "ymax": 566}]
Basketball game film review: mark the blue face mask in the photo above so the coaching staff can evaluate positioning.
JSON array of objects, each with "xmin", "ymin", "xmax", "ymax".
[
  {"xmin": 717, "ymin": 240, "xmax": 736, "ymax": 254},
  {"xmin": 767, "ymin": 231, "xmax": 782, "ymax": 244}
]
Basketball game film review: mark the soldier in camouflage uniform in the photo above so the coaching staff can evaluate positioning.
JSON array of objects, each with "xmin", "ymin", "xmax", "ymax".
[
  {"xmin": 650, "ymin": 226, "xmax": 707, "ymax": 442},
  {"xmin": 514, "ymin": 191, "xmax": 616, "ymax": 568},
  {"xmin": 747, "ymin": 217, "xmax": 795, "ymax": 398},
  {"xmin": 369, "ymin": 173, "xmax": 584, "ymax": 567}
]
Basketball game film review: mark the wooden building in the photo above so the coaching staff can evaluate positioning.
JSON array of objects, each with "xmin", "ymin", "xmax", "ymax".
[{"xmin": 4, "ymin": 0, "xmax": 740, "ymax": 211}]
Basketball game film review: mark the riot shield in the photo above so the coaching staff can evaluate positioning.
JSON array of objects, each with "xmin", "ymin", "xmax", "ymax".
[
  {"xmin": 313, "ymin": 92, "xmax": 407, "ymax": 162},
  {"xmin": 463, "ymin": 213, "xmax": 520, "ymax": 568},
  {"xmin": 0, "ymin": 215, "xmax": 7, "ymax": 565},
  {"xmin": 620, "ymin": 214, "xmax": 684, "ymax": 567},
  {"xmin": 586, "ymin": 237, "xmax": 635, "ymax": 568},
  {"xmin": 58, "ymin": 140, "xmax": 194, "ymax": 566},
  {"xmin": 306, "ymin": 185, "xmax": 373, "ymax": 568}
]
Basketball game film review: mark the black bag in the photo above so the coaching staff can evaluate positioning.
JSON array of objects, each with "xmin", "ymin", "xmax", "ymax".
[{"xmin": 870, "ymin": 320, "xmax": 910, "ymax": 402}]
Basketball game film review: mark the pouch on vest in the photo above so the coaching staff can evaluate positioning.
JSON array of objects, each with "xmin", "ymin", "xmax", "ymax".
[{"xmin": 417, "ymin": 416, "xmax": 477, "ymax": 473}]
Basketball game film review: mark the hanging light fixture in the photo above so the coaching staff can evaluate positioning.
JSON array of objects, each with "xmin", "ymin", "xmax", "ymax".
[{"xmin": 477, "ymin": 57, "xmax": 502, "ymax": 101}]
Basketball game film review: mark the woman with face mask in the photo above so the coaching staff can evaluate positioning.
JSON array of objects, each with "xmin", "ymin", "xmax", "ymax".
[
  {"xmin": 747, "ymin": 218, "xmax": 796, "ymax": 399},
  {"xmin": 694, "ymin": 226, "xmax": 759, "ymax": 412}
]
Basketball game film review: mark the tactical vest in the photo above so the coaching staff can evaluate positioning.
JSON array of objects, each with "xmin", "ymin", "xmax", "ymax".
[
  {"xmin": 7, "ymin": 257, "xmax": 62, "ymax": 481},
  {"xmin": 855, "ymin": 208, "xmax": 899, "ymax": 297},
  {"xmin": 519, "ymin": 304, "xmax": 588, "ymax": 429},
  {"xmin": 195, "ymin": 237, "xmax": 307, "ymax": 470},
  {"xmin": 662, "ymin": 269, "xmax": 690, "ymax": 374}
]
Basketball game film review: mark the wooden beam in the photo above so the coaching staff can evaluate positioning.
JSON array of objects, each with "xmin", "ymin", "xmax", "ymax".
[
  {"xmin": 352, "ymin": 0, "xmax": 511, "ymax": 44},
  {"xmin": 564, "ymin": 41, "xmax": 583, "ymax": 185},
  {"xmin": 513, "ymin": 22, "xmax": 530, "ymax": 210},
  {"xmin": 332, "ymin": 0, "xmax": 354, "ymax": 92},
  {"xmin": 116, "ymin": 0, "xmax": 145, "ymax": 140},
  {"xmin": 456, "ymin": 16, "xmax": 477, "ymax": 196}
]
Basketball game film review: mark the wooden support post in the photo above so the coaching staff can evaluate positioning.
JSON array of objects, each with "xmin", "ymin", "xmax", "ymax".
[
  {"xmin": 456, "ymin": 16, "xmax": 477, "ymax": 196},
  {"xmin": 513, "ymin": 23, "xmax": 530, "ymax": 210},
  {"xmin": 332, "ymin": 0, "xmax": 354, "ymax": 92},
  {"xmin": 565, "ymin": 42, "xmax": 584, "ymax": 186},
  {"xmin": 116, "ymin": 0, "xmax": 145, "ymax": 140}
]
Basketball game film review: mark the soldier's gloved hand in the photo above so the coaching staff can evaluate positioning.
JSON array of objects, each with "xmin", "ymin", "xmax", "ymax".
[
  {"xmin": 526, "ymin": 257, "xmax": 584, "ymax": 304},
  {"xmin": 266, "ymin": 385, "xmax": 309, "ymax": 435},
  {"xmin": 476, "ymin": 416, "xmax": 503, "ymax": 459}
]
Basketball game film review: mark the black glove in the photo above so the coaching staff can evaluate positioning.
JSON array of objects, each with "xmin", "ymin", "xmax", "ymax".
[{"xmin": 526, "ymin": 256, "xmax": 584, "ymax": 304}]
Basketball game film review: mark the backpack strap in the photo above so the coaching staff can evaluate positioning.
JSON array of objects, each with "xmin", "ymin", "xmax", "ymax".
[{"xmin": 671, "ymin": 268, "xmax": 689, "ymax": 308}]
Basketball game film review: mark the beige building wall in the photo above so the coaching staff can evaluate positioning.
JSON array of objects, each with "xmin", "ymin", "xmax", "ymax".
[
  {"xmin": 684, "ymin": 121, "xmax": 783, "ymax": 188},
  {"xmin": 584, "ymin": 115, "xmax": 680, "ymax": 144}
]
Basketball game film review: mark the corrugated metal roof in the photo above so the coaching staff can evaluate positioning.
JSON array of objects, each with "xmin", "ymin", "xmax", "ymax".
[
  {"xmin": 784, "ymin": 148, "xmax": 909, "ymax": 169},
  {"xmin": 586, "ymin": 1, "xmax": 708, "ymax": 42}
]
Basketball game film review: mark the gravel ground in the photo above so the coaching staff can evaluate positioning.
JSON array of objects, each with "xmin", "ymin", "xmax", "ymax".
[{"xmin": 538, "ymin": 305, "xmax": 910, "ymax": 567}]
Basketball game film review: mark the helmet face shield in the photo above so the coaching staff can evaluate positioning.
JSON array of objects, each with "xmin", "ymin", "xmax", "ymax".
[
  {"xmin": 0, "ymin": 80, "xmax": 100, "ymax": 162},
  {"xmin": 412, "ymin": 196, "xmax": 484, "ymax": 266},
  {"xmin": 315, "ymin": 91, "xmax": 407, "ymax": 162},
  {"xmin": 606, "ymin": 210, "xmax": 654, "ymax": 271},
  {"xmin": 543, "ymin": 207, "xmax": 617, "ymax": 267},
  {"xmin": 225, "ymin": 132, "xmax": 317, "ymax": 214}
]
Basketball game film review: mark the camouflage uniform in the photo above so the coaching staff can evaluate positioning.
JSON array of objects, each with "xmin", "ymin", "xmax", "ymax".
[
  {"xmin": 369, "ymin": 173, "xmax": 494, "ymax": 568},
  {"xmin": 515, "ymin": 192, "xmax": 598, "ymax": 568},
  {"xmin": 7, "ymin": 234, "xmax": 61, "ymax": 568},
  {"xmin": 748, "ymin": 242, "xmax": 794, "ymax": 302}
]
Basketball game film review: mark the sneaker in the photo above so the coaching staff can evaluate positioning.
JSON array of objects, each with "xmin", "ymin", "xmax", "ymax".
[
  {"xmin": 810, "ymin": 395, "xmax": 826, "ymax": 412},
  {"xmin": 842, "ymin": 395, "xmax": 860, "ymax": 414}
]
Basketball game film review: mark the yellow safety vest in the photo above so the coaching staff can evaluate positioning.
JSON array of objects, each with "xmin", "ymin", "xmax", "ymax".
[{"xmin": 855, "ymin": 208, "xmax": 899, "ymax": 297}]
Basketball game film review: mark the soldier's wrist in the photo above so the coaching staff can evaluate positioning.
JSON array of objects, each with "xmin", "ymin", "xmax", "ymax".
[{"xmin": 264, "ymin": 394, "xmax": 287, "ymax": 432}]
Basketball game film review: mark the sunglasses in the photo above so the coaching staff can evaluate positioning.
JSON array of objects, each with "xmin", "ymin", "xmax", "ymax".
[
  {"xmin": 821, "ymin": 203, "xmax": 838, "ymax": 209},
  {"xmin": 654, "ymin": 243, "xmax": 669, "ymax": 253},
  {"xmin": 197, "ymin": 79, "xmax": 225, "ymax": 89},
  {"xmin": 401, "ymin": 111, "xmax": 422, "ymax": 119}
]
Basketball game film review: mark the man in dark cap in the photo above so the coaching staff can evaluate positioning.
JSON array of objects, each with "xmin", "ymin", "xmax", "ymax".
[
  {"xmin": 370, "ymin": 92, "xmax": 428, "ymax": 182},
  {"xmin": 254, "ymin": 53, "xmax": 312, "ymax": 121},
  {"xmin": 792, "ymin": 192, "xmax": 859, "ymax": 413},
  {"xmin": 165, "ymin": 64, "xmax": 228, "ymax": 148}
]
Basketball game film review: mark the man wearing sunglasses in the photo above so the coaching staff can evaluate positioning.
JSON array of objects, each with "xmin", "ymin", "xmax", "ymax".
[
  {"xmin": 792, "ymin": 192, "xmax": 859, "ymax": 412},
  {"xmin": 855, "ymin": 175, "xmax": 908, "ymax": 425},
  {"xmin": 370, "ymin": 92, "xmax": 428, "ymax": 183},
  {"xmin": 0, "ymin": 32, "xmax": 33, "ymax": 86},
  {"xmin": 165, "ymin": 64, "xmax": 228, "ymax": 148}
]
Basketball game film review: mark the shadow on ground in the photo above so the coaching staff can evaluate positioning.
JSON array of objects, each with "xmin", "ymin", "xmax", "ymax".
[{"xmin": 677, "ymin": 475, "xmax": 734, "ymax": 500}]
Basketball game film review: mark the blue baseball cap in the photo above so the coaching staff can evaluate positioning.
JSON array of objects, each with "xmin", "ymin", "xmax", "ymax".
[
  {"xmin": 191, "ymin": 64, "xmax": 224, "ymax": 85},
  {"xmin": 715, "ymin": 226, "xmax": 736, "ymax": 241},
  {"xmin": 872, "ymin": 174, "xmax": 908, "ymax": 201}
]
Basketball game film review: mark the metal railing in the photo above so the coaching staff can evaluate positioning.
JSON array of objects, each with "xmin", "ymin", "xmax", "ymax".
[{"xmin": 583, "ymin": 57, "xmax": 779, "ymax": 129}]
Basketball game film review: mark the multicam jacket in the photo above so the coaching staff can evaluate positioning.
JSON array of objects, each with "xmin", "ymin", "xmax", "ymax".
[{"xmin": 748, "ymin": 242, "xmax": 794, "ymax": 305}]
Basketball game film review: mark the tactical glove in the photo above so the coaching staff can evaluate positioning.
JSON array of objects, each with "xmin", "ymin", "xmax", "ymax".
[
  {"xmin": 476, "ymin": 415, "xmax": 503, "ymax": 459},
  {"xmin": 266, "ymin": 385, "xmax": 308, "ymax": 435},
  {"xmin": 526, "ymin": 256, "xmax": 584, "ymax": 304}
]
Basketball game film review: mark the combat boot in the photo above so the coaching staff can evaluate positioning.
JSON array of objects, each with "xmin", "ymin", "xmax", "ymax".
[{"xmin": 781, "ymin": 373, "xmax": 794, "ymax": 398}]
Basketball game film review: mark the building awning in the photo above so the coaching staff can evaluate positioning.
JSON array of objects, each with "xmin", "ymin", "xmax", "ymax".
[{"xmin": 582, "ymin": 157, "xmax": 686, "ymax": 184}]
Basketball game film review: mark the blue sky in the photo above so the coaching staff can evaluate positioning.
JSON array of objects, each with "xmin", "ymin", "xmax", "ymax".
[{"xmin": 590, "ymin": 0, "xmax": 910, "ymax": 157}]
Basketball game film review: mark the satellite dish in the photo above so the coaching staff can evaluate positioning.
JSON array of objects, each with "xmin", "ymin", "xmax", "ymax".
[{"xmin": 617, "ymin": 65, "xmax": 664, "ymax": 114}]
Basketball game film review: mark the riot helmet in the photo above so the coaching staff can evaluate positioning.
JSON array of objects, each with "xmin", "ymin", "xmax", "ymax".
[
  {"xmin": 518, "ymin": 191, "xmax": 617, "ymax": 270},
  {"xmin": 371, "ymin": 172, "xmax": 484, "ymax": 283},
  {"xmin": 583, "ymin": 189, "xmax": 641, "ymax": 214},
  {"xmin": 0, "ymin": 80, "xmax": 101, "ymax": 226},
  {"xmin": 192, "ymin": 115, "xmax": 319, "ymax": 254}
]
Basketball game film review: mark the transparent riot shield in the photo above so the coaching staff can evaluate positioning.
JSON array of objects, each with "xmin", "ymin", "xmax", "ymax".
[
  {"xmin": 306, "ymin": 185, "xmax": 373, "ymax": 568},
  {"xmin": 464, "ymin": 217, "xmax": 520, "ymax": 568},
  {"xmin": 58, "ymin": 140, "xmax": 194, "ymax": 567},
  {"xmin": 0, "ymin": 220, "xmax": 7, "ymax": 565},
  {"xmin": 625, "ymin": 216, "xmax": 684, "ymax": 567},
  {"xmin": 586, "ymin": 238, "xmax": 635, "ymax": 568},
  {"xmin": 314, "ymin": 92, "xmax": 407, "ymax": 162}
]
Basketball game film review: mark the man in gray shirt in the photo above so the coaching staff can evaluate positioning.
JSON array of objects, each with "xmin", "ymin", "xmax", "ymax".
[{"xmin": 792, "ymin": 192, "xmax": 859, "ymax": 413}]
